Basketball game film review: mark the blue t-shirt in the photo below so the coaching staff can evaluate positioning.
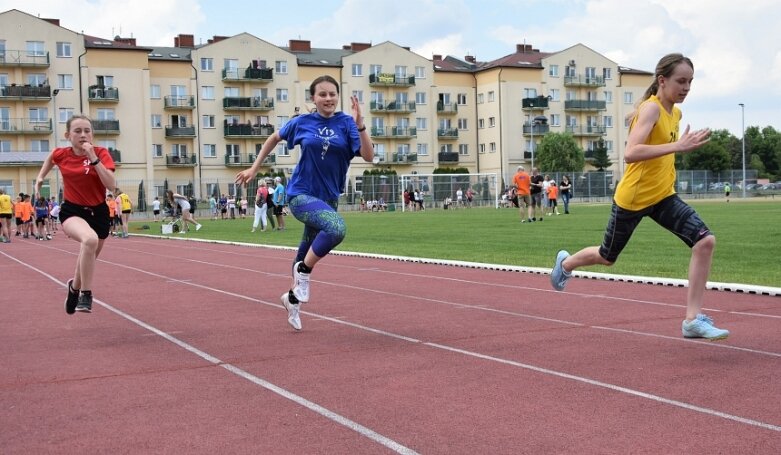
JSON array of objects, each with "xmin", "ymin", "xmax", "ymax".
[{"xmin": 279, "ymin": 111, "xmax": 361, "ymax": 201}]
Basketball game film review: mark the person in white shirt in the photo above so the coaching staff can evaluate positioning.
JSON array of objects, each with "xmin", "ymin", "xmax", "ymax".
[{"xmin": 152, "ymin": 197, "xmax": 161, "ymax": 221}]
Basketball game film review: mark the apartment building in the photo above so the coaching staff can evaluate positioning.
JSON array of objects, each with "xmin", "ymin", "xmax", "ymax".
[{"xmin": 1, "ymin": 8, "xmax": 651, "ymax": 201}]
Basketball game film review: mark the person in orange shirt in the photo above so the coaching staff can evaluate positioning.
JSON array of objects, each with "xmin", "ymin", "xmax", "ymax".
[
  {"xmin": 546, "ymin": 181, "xmax": 560, "ymax": 215},
  {"xmin": 512, "ymin": 166, "xmax": 532, "ymax": 222},
  {"xmin": 106, "ymin": 193, "xmax": 117, "ymax": 237},
  {"xmin": 18, "ymin": 194, "xmax": 34, "ymax": 238}
]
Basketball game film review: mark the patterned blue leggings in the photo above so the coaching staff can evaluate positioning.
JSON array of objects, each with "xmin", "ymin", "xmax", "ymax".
[{"xmin": 287, "ymin": 195, "xmax": 346, "ymax": 264}]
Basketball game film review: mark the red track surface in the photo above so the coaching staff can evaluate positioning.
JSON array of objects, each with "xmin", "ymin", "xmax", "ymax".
[{"xmin": 1, "ymin": 235, "xmax": 779, "ymax": 454}]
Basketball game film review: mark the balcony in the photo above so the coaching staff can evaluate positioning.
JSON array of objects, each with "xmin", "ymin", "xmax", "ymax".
[
  {"xmin": 0, "ymin": 50, "xmax": 50, "ymax": 67},
  {"xmin": 164, "ymin": 95, "xmax": 195, "ymax": 109},
  {"xmin": 437, "ymin": 128, "xmax": 459, "ymax": 139},
  {"xmin": 369, "ymin": 73, "xmax": 415, "ymax": 87},
  {"xmin": 88, "ymin": 86, "xmax": 119, "ymax": 103},
  {"xmin": 165, "ymin": 125, "xmax": 196, "ymax": 137},
  {"xmin": 522, "ymin": 96, "xmax": 550, "ymax": 109},
  {"xmin": 438, "ymin": 152, "xmax": 459, "ymax": 163},
  {"xmin": 522, "ymin": 123, "xmax": 550, "ymax": 135},
  {"xmin": 108, "ymin": 148, "xmax": 121, "ymax": 164},
  {"xmin": 370, "ymin": 101, "xmax": 416, "ymax": 114},
  {"xmin": 436, "ymin": 101, "xmax": 458, "ymax": 114},
  {"xmin": 92, "ymin": 119, "xmax": 120, "ymax": 135},
  {"xmin": 0, "ymin": 150, "xmax": 49, "ymax": 166},
  {"xmin": 0, "ymin": 118, "xmax": 52, "ymax": 134},
  {"xmin": 165, "ymin": 154, "xmax": 197, "ymax": 166},
  {"xmin": 222, "ymin": 67, "xmax": 273, "ymax": 83},
  {"xmin": 0, "ymin": 84, "xmax": 52, "ymax": 100},
  {"xmin": 370, "ymin": 126, "xmax": 417, "ymax": 139},
  {"xmin": 564, "ymin": 100, "xmax": 606, "ymax": 111},
  {"xmin": 224, "ymin": 153, "xmax": 276, "ymax": 167},
  {"xmin": 388, "ymin": 153, "xmax": 417, "ymax": 164},
  {"xmin": 223, "ymin": 124, "xmax": 274, "ymax": 138},
  {"xmin": 565, "ymin": 125, "xmax": 607, "ymax": 136},
  {"xmin": 564, "ymin": 75, "xmax": 606, "ymax": 87},
  {"xmin": 222, "ymin": 96, "xmax": 274, "ymax": 111}
]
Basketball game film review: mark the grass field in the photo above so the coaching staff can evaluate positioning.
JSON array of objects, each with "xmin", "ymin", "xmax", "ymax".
[{"xmin": 133, "ymin": 199, "xmax": 781, "ymax": 287}]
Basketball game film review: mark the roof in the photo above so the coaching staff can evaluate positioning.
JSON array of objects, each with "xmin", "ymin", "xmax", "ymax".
[
  {"xmin": 284, "ymin": 47, "xmax": 353, "ymax": 67},
  {"xmin": 479, "ymin": 49, "xmax": 552, "ymax": 71},
  {"xmin": 618, "ymin": 66, "xmax": 653, "ymax": 75},
  {"xmin": 434, "ymin": 56, "xmax": 477, "ymax": 72},
  {"xmin": 147, "ymin": 46, "xmax": 193, "ymax": 62},
  {"xmin": 83, "ymin": 34, "xmax": 152, "ymax": 52}
]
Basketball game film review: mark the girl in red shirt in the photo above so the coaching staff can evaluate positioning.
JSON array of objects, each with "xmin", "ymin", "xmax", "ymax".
[{"xmin": 36, "ymin": 115, "xmax": 116, "ymax": 315}]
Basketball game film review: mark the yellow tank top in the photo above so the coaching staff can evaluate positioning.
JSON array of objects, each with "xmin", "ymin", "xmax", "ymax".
[{"xmin": 614, "ymin": 95, "xmax": 680, "ymax": 211}]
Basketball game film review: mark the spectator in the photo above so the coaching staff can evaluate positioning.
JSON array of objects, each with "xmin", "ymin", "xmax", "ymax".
[
  {"xmin": 152, "ymin": 196, "xmax": 161, "ymax": 221},
  {"xmin": 116, "ymin": 188, "xmax": 132, "ymax": 238},
  {"xmin": 530, "ymin": 168, "xmax": 544, "ymax": 221},
  {"xmin": 0, "ymin": 188, "xmax": 12, "ymax": 242},
  {"xmin": 272, "ymin": 176, "xmax": 286, "ymax": 230},
  {"xmin": 560, "ymin": 175, "xmax": 572, "ymax": 214},
  {"xmin": 252, "ymin": 180, "xmax": 269, "ymax": 233},
  {"xmin": 547, "ymin": 181, "xmax": 560, "ymax": 215},
  {"xmin": 513, "ymin": 166, "xmax": 532, "ymax": 221}
]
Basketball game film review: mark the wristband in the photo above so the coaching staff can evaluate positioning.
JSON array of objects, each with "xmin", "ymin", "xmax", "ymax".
[
  {"xmin": 357, "ymin": 125, "xmax": 366, "ymax": 132},
  {"xmin": 90, "ymin": 158, "xmax": 101, "ymax": 166}
]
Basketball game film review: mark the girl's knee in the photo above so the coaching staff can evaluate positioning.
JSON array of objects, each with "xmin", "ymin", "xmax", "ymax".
[{"xmin": 694, "ymin": 234, "xmax": 715, "ymax": 253}]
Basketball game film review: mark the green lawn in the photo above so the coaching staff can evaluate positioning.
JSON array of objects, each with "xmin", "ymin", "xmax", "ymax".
[{"xmin": 133, "ymin": 199, "xmax": 781, "ymax": 287}]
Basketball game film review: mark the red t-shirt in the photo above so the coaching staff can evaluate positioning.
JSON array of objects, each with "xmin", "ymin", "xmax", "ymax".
[{"xmin": 52, "ymin": 147, "xmax": 115, "ymax": 206}]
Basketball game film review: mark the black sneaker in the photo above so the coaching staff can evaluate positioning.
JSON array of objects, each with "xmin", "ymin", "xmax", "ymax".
[
  {"xmin": 65, "ymin": 279, "xmax": 79, "ymax": 315},
  {"xmin": 76, "ymin": 292, "xmax": 93, "ymax": 313}
]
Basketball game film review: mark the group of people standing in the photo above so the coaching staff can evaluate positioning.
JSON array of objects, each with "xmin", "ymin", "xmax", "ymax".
[
  {"xmin": 251, "ymin": 176, "xmax": 287, "ymax": 233},
  {"xmin": 0, "ymin": 190, "xmax": 60, "ymax": 242},
  {"xmin": 510, "ymin": 167, "xmax": 572, "ymax": 221},
  {"xmin": 27, "ymin": 55, "xmax": 729, "ymax": 341}
]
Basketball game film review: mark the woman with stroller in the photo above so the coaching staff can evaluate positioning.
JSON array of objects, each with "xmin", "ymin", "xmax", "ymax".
[{"xmin": 166, "ymin": 190, "xmax": 202, "ymax": 233}]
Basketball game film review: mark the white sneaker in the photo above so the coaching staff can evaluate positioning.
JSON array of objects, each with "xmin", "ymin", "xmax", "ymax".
[
  {"xmin": 280, "ymin": 292, "xmax": 302, "ymax": 330},
  {"xmin": 291, "ymin": 261, "xmax": 310, "ymax": 302},
  {"xmin": 196, "ymin": 224, "xmax": 202, "ymax": 231}
]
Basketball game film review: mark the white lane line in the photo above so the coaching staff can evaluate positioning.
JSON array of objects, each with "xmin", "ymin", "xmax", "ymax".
[{"xmin": 2, "ymin": 251, "xmax": 419, "ymax": 455}]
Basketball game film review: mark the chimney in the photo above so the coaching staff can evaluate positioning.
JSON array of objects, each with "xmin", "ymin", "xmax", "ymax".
[
  {"xmin": 174, "ymin": 34, "xmax": 195, "ymax": 48},
  {"xmin": 350, "ymin": 42, "xmax": 371, "ymax": 52},
  {"xmin": 114, "ymin": 36, "xmax": 137, "ymax": 46},
  {"xmin": 289, "ymin": 39, "xmax": 311, "ymax": 53},
  {"xmin": 207, "ymin": 35, "xmax": 229, "ymax": 44},
  {"xmin": 433, "ymin": 54, "xmax": 442, "ymax": 61},
  {"xmin": 465, "ymin": 55, "xmax": 476, "ymax": 63},
  {"xmin": 42, "ymin": 18, "xmax": 60, "ymax": 26}
]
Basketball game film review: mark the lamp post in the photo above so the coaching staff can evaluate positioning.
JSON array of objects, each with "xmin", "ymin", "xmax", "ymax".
[
  {"xmin": 52, "ymin": 89, "xmax": 60, "ymax": 200},
  {"xmin": 739, "ymin": 103, "xmax": 746, "ymax": 199}
]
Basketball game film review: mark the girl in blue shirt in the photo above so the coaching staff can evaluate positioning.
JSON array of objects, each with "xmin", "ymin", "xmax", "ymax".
[{"xmin": 236, "ymin": 75, "xmax": 374, "ymax": 330}]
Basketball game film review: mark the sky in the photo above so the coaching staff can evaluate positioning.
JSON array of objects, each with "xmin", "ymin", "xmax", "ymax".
[{"xmin": 3, "ymin": 0, "xmax": 779, "ymax": 136}]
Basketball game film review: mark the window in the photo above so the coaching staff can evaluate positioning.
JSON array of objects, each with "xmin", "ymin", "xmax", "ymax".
[
  {"xmin": 0, "ymin": 140, "xmax": 11, "ymax": 153},
  {"xmin": 417, "ymin": 143, "xmax": 428, "ymax": 155},
  {"xmin": 277, "ymin": 116, "xmax": 289, "ymax": 129},
  {"xmin": 226, "ymin": 144, "xmax": 240, "ymax": 158},
  {"xmin": 97, "ymin": 75, "xmax": 114, "ymax": 87},
  {"xmin": 31, "ymin": 140, "xmax": 50, "ymax": 152},
  {"xmin": 604, "ymin": 115, "xmax": 613, "ymax": 128},
  {"xmin": 27, "ymin": 73, "xmax": 46, "ymax": 86},
  {"xmin": 56, "ymin": 42, "xmax": 71, "ymax": 58},
  {"xmin": 352, "ymin": 90, "xmax": 363, "ymax": 103},
  {"xmin": 549, "ymin": 88, "xmax": 560, "ymax": 102},
  {"xmin": 477, "ymin": 93, "xmax": 484, "ymax": 104},
  {"xmin": 489, "ymin": 142, "xmax": 497, "ymax": 153},
  {"xmin": 152, "ymin": 144, "xmax": 162, "ymax": 157},
  {"xmin": 276, "ymin": 88, "xmax": 288, "ymax": 102},
  {"xmin": 624, "ymin": 92, "xmax": 634, "ymax": 104},
  {"xmin": 151, "ymin": 115, "xmax": 162, "ymax": 128},
  {"xmin": 201, "ymin": 86, "xmax": 214, "ymax": 100},
  {"xmin": 478, "ymin": 118, "xmax": 485, "ymax": 129},
  {"xmin": 479, "ymin": 143, "xmax": 485, "ymax": 154},
  {"xmin": 459, "ymin": 144, "xmax": 468, "ymax": 155},
  {"xmin": 171, "ymin": 144, "xmax": 187, "ymax": 156},
  {"xmin": 565, "ymin": 65, "xmax": 576, "ymax": 77},
  {"xmin": 524, "ymin": 88, "xmax": 538, "ymax": 98},
  {"xmin": 0, "ymin": 74, "xmax": 7, "ymax": 87},
  {"xmin": 566, "ymin": 90, "xmax": 576, "ymax": 101},
  {"xmin": 550, "ymin": 114, "xmax": 560, "ymax": 127},
  {"xmin": 225, "ymin": 115, "xmax": 241, "ymax": 125},
  {"xmin": 489, "ymin": 117, "xmax": 496, "ymax": 128},
  {"xmin": 585, "ymin": 67, "xmax": 596, "ymax": 80},
  {"xmin": 397, "ymin": 144, "xmax": 410, "ymax": 155},
  {"xmin": 224, "ymin": 58, "xmax": 238, "ymax": 72},
  {"xmin": 395, "ymin": 66, "xmax": 407, "ymax": 78},
  {"xmin": 440, "ymin": 144, "xmax": 453, "ymax": 154},
  {"xmin": 150, "ymin": 84, "xmax": 161, "ymax": 99},
  {"xmin": 275, "ymin": 60, "xmax": 288, "ymax": 74},
  {"xmin": 57, "ymin": 74, "xmax": 73, "ymax": 90},
  {"xmin": 26, "ymin": 41, "xmax": 45, "ymax": 56},
  {"xmin": 202, "ymin": 115, "xmax": 215, "ymax": 128},
  {"xmin": 487, "ymin": 91, "xmax": 495, "ymax": 102},
  {"xmin": 352, "ymin": 64, "xmax": 362, "ymax": 76},
  {"xmin": 372, "ymin": 143, "xmax": 384, "ymax": 161},
  {"xmin": 457, "ymin": 93, "xmax": 467, "ymax": 105},
  {"xmin": 605, "ymin": 140, "xmax": 613, "ymax": 152},
  {"xmin": 415, "ymin": 92, "xmax": 426, "ymax": 104},
  {"xmin": 370, "ymin": 64, "xmax": 382, "ymax": 75},
  {"xmin": 224, "ymin": 87, "xmax": 239, "ymax": 97},
  {"xmin": 96, "ymin": 109, "xmax": 114, "ymax": 121},
  {"xmin": 457, "ymin": 118, "xmax": 468, "ymax": 129},
  {"xmin": 549, "ymin": 64, "xmax": 559, "ymax": 77},
  {"xmin": 59, "ymin": 108, "xmax": 74, "ymax": 123},
  {"xmin": 97, "ymin": 140, "xmax": 116, "ymax": 150},
  {"xmin": 28, "ymin": 108, "xmax": 48, "ymax": 122},
  {"xmin": 603, "ymin": 67, "xmax": 612, "ymax": 80},
  {"xmin": 170, "ymin": 85, "xmax": 186, "ymax": 97},
  {"xmin": 276, "ymin": 143, "xmax": 290, "ymax": 157},
  {"xmin": 416, "ymin": 117, "xmax": 427, "ymax": 130},
  {"xmin": 415, "ymin": 66, "xmax": 426, "ymax": 79},
  {"xmin": 604, "ymin": 91, "xmax": 613, "ymax": 104},
  {"xmin": 200, "ymin": 58, "xmax": 213, "ymax": 71}
]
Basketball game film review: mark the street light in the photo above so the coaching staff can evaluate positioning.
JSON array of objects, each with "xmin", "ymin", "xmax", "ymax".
[
  {"xmin": 526, "ymin": 95, "xmax": 551, "ymax": 170},
  {"xmin": 739, "ymin": 103, "xmax": 746, "ymax": 199},
  {"xmin": 52, "ymin": 89, "xmax": 60, "ymax": 200}
]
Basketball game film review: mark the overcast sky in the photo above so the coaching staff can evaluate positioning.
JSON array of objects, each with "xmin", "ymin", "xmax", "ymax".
[{"xmin": 3, "ymin": 0, "xmax": 778, "ymax": 136}]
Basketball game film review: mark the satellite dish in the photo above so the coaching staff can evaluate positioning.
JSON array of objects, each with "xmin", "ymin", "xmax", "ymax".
[{"xmin": 372, "ymin": 156, "xmax": 380, "ymax": 164}]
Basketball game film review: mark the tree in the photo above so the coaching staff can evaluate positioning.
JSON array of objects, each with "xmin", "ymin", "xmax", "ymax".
[
  {"xmin": 535, "ymin": 132, "xmax": 584, "ymax": 172},
  {"xmin": 590, "ymin": 139, "xmax": 612, "ymax": 171},
  {"xmin": 683, "ymin": 141, "xmax": 730, "ymax": 172}
]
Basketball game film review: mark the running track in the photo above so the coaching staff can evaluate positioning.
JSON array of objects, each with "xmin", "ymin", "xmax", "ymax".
[{"xmin": 1, "ymin": 234, "xmax": 779, "ymax": 454}]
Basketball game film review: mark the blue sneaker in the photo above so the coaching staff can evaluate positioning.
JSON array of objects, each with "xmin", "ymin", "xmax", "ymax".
[
  {"xmin": 550, "ymin": 250, "xmax": 571, "ymax": 291},
  {"xmin": 682, "ymin": 314, "xmax": 729, "ymax": 340}
]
